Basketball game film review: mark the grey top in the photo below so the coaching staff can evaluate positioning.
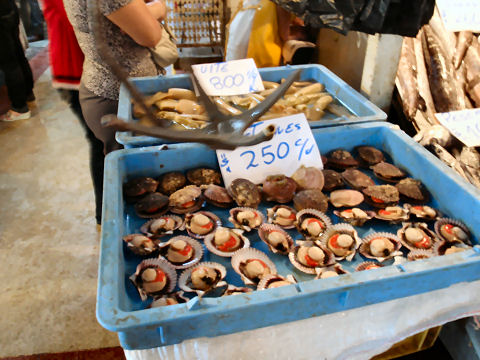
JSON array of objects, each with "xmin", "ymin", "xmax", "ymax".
[{"xmin": 63, "ymin": 0, "xmax": 158, "ymax": 100}]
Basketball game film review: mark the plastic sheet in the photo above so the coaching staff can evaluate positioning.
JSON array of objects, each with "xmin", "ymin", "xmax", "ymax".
[
  {"xmin": 125, "ymin": 280, "xmax": 480, "ymax": 360},
  {"xmin": 271, "ymin": 0, "xmax": 436, "ymax": 37}
]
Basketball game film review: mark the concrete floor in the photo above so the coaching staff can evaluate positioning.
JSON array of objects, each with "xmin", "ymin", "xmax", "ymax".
[{"xmin": 0, "ymin": 67, "xmax": 119, "ymax": 356}]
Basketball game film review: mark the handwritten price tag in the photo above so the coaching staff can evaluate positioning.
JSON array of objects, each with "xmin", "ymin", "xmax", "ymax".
[
  {"xmin": 216, "ymin": 114, "xmax": 323, "ymax": 188},
  {"xmin": 436, "ymin": 109, "xmax": 480, "ymax": 147},
  {"xmin": 436, "ymin": 0, "xmax": 480, "ymax": 32},
  {"xmin": 191, "ymin": 58, "xmax": 264, "ymax": 96}
]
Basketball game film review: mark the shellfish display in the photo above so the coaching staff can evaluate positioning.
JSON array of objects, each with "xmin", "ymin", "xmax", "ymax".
[
  {"xmin": 120, "ymin": 145, "xmax": 475, "ymax": 309},
  {"xmin": 371, "ymin": 162, "xmax": 406, "ymax": 183}
]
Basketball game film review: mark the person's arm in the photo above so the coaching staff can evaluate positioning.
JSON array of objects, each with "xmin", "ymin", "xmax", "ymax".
[
  {"xmin": 106, "ymin": 0, "xmax": 163, "ymax": 48},
  {"xmin": 145, "ymin": 0, "xmax": 167, "ymax": 21}
]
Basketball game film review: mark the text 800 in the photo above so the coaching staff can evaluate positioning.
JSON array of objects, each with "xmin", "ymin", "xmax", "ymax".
[{"xmin": 209, "ymin": 74, "xmax": 244, "ymax": 90}]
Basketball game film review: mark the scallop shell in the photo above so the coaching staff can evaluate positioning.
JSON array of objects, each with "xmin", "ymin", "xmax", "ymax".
[
  {"xmin": 289, "ymin": 242, "xmax": 336, "ymax": 275},
  {"xmin": 228, "ymin": 178, "xmax": 261, "ymax": 208},
  {"xmin": 359, "ymin": 232, "xmax": 403, "ymax": 262},
  {"xmin": 140, "ymin": 215, "xmax": 184, "ymax": 238},
  {"xmin": 229, "ymin": 207, "xmax": 265, "ymax": 232},
  {"xmin": 341, "ymin": 169, "xmax": 375, "ymax": 190},
  {"xmin": 222, "ymin": 285, "xmax": 254, "ymax": 296},
  {"xmin": 327, "ymin": 149, "xmax": 359, "ymax": 170},
  {"xmin": 314, "ymin": 264, "xmax": 349, "ymax": 279},
  {"xmin": 322, "ymin": 169, "xmax": 344, "ymax": 191},
  {"xmin": 295, "ymin": 208, "xmax": 332, "ymax": 240},
  {"xmin": 178, "ymin": 261, "xmax": 227, "ymax": 296},
  {"xmin": 370, "ymin": 161, "xmax": 406, "ymax": 183},
  {"xmin": 134, "ymin": 192, "xmax": 170, "ymax": 218},
  {"xmin": 333, "ymin": 208, "xmax": 375, "ymax": 226},
  {"xmin": 397, "ymin": 222, "xmax": 439, "ymax": 252},
  {"xmin": 186, "ymin": 168, "xmax": 221, "ymax": 186},
  {"xmin": 395, "ymin": 178, "xmax": 429, "ymax": 203},
  {"xmin": 329, "ymin": 189, "xmax": 364, "ymax": 207},
  {"xmin": 355, "ymin": 146, "xmax": 385, "ymax": 167},
  {"xmin": 202, "ymin": 184, "xmax": 233, "ymax": 208},
  {"xmin": 433, "ymin": 239, "xmax": 471, "ymax": 256},
  {"xmin": 318, "ymin": 223, "xmax": 361, "ymax": 261},
  {"xmin": 257, "ymin": 274, "xmax": 296, "ymax": 290},
  {"xmin": 355, "ymin": 261, "xmax": 384, "ymax": 271},
  {"xmin": 434, "ymin": 218, "xmax": 471, "ymax": 245},
  {"xmin": 407, "ymin": 249, "xmax": 434, "ymax": 261},
  {"xmin": 123, "ymin": 233, "xmax": 158, "ymax": 257},
  {"xmin": 123, "ymin": 177, "xmax": 159, "ymax": 203},
  {"xmin": 266, "ymin": 205, "xmax": 297, "ymax": 229},
  {"xmin": 362, "ymin": 185, "xmax": 399, "ymax": 208},
  {"xmin": 404, "ymin": 204, "xmax": 440, "ymax": 221},
  {"xmin": 293, "ymin": 189, "xmax": 329, "ymax": 212},
  {"xmin": 258, "ymin": 223, "xmax": 294, "ymax": 255},
  {"xmin": 204, "ymin": 227, "xmax": 250, "ymax": 257},
  {"xmin": 129, "ymin": 258, "xmax": 177, "ymax": 301},
  {"xmin": 157, "ymin": 172, "xmax": 186, "ymax": 195},
  {"xmin": 231, "ymin": 248, "xmax": 277, "ymax": 285},
  {"xmin": 185, "ymin": 211, "xmax": 222, "ymax": 239},
  {"xmin": 149, "ymin": 291, "xmax": 189, "ymax": 308},
  {"xmin": 159, "ymin": 235, "xmax": 203, "ymax": 269},
  {"xmin": 374, "ymin": 206, "xmax": 409, "ymax": 223},
  {"xmin": 169, "ymin": 185, "xmax": 204, "ymax": 214}
]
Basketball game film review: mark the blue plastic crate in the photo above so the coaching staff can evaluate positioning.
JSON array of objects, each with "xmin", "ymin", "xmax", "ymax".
[
  {"xmin": 98, "ymin": 122, "xmax": 480, "ymax": 350},
  {"xmin": 116, "ymin": 64, "xmax": 386, "ymax": 148}
]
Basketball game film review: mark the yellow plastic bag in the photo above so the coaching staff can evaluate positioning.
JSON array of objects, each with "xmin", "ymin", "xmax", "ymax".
[{"xmin": 246, "ymin": 0, "xmax": 282, "ymax": 68}]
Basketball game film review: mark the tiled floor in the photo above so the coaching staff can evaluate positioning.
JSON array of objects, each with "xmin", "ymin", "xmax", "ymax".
[{"xmin": 0, "ymin": 44, "xmax": 120, "ymax": 358}]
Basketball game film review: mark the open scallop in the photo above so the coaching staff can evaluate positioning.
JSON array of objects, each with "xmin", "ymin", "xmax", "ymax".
[
  {"xmin": 318, "ymin": 223, "xmax": 361, "ymax": 261},
  {"xmin": 140, "ymin": 215, "xmax": 184, "ymax": 239},
  {"xmin": 185, "ymin": 211, "xmax": 221, "ymax": 239},
  {"xmin": 355, "ymin": 261, "xmax": 384, "ymax": 272},
  {"xmin": 433, "ymin": 239, "xmax": 471, "ymax": 256},
  {"xmin": 295, "ymin": 209, "xmax": 332, "ymax": 240},
  {"xmin": 159, "ymin": 235, "xmax": 203, "ymax": 270},
  {"xmin": 314, "ymin": 264, "xmax": 349, "ymax": 279},
  {"xmin": 229, "ymin": 207, "xmax": 265, "ymax": 232},
  {"xmin": 178, "ymin": 262, "xmax": 227, "ymax": 296},
  {"xmin": 258, "ymin": 223, "xmax": 294, "ymax": 255},
  {"xmin": 149, "ymin": 291, "xmax": 189, "ymax": 308},
  {"xmin": 434, "ymin": 218, "xmax": 471, "ymax": 245},
  {"xmin": 333, "ymin": 208, "xmax": 375, "ymax": 227},
  {"xmin": 397, "ymin": 222, "xmax": 439, "ymax": 253},
  {"xmin": 231, "ymin": 248, "xmax": 277, "ymax": 286},
  {"xmin": 129, "ymin": 258, "xmax": 177, "ymax": 301},
  {"xmin": 204, "ymin": 227, "xmax": 250, "ymax": 257},
  {"xmin": 123, "ymin": 233, "xmax": 158, "ymax": 257},
  {"xmin": 266, "ymin": 205, "xmax": 297, "ymax": 229},
  {"xmin": 288, "ymin": 241, "xmax": 336, "ymax": 275},
  {"xmin": 359, "ymin": 232, "xmax": 403, "ymax": 262},
  {"xmin": 257, "ymin": 274, "xmax": 297, "ymax": 290}
]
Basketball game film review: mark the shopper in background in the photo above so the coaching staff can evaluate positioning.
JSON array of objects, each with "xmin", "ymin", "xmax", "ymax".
[
  {"xmin": 0, "ymin": 0, "xmax": 35, "ymax": 121},
  {"xmin": 63, "ymin": 0, "xmax": 167, "ymax": 224},
  {"xmin": 19, "ymin": 0, "xmax": 45, "ymax": 42},
  {"xmin": 42, "ymin": 0, "xmax": 105, "ymax": 226}
]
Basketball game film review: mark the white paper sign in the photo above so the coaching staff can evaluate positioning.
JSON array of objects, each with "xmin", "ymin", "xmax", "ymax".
[
  {"xmin": 436, "ymin": 109, "xmax": 480, "ymax": 147},
  {"xmin": 191, "ymin": 58, "xmax": 264, "ymax": 96},
  {"xmin": 216, "ymin": 114, "xmax": 323, "ymax": 188},
  {"xmin": 436, "ymin": 0, "xmax": 480, "ymax": 32}
]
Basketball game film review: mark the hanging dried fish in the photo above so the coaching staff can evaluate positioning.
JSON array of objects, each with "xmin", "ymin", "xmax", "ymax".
[
  {"xmin": 396, "ymin": 37, "xmax": 419, "ymax": 118},
  {"xmin": 464, "ymin": 41, "xmax": 480, "ymax": 108},
  {"xmin": 453, "ymin": 31, "xmax": 474, "ymax": 69},
  {"xmin": 422, "ymin": 25, "xmax": 459, "ymax": 113}
]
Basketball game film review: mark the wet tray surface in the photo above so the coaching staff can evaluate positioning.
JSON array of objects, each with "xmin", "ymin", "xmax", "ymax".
[
  {"xmin": 99, "ymin": 122, "xmax": 480, "ymax": 350},
  {"xmin": 116, "ymin": 64, "xmax": 387, "ymax": 148}
]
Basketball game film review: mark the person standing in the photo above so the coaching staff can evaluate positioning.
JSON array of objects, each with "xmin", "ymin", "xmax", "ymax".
[
  {"xmin": 63, "ymin": 0, "xmax": 167, "ymax": 223},
  {"xmin": 0, "ymin": 0, "xmax": 35, "ymax": 121},
  {"xmin": 43, "ymin": 0, "xmax": 105, "ymax": 225}
]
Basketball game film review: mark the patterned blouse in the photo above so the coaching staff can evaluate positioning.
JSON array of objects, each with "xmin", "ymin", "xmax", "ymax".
[{"xmin": 63, "ymin": 0, "xmax": 159, "ymax": 100}]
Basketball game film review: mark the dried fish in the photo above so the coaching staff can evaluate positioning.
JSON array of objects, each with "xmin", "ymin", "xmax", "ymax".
[
  {"xmin": 396, "ymin": 37, "xmax": 419, "ymax": 118},
  {"xmin": 454, "ymin": 31, "xmax": 474, "ymax": 69}
]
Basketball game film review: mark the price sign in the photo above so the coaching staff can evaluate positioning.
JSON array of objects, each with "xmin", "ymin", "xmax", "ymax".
[
  {"xmin": 191, "ymin": 58, "xmax": 264, "ymax": 96},
  {"xmin": 436, "ymin": 109, "xmax": 480, "ymax": 147},
  {"xmin": 216, "ymin": 114, "xmax": 323, "ymax": 188},
  {"xmin": 436, "ymin": 0, "xmax": 480, "ymax": 32}
]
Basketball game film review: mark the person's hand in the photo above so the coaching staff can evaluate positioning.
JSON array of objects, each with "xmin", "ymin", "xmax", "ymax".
[{"xmin": 146, "ymin": 0, "xmax": 167, "ymax": 21}]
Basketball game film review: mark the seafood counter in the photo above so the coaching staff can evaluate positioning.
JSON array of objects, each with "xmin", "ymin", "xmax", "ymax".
[
  {"xmin": 121, "ymin": 146, "xmax": 473, "ymax": 307},
  {"xmin": 98, "ymin": 123, "xmax": 480, "ymax": 349}
]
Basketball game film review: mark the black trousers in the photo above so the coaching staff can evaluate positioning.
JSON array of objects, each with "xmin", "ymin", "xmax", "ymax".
[{"xmin": 0, "ymin": 6, "xmax": 34, "ymax": 113}]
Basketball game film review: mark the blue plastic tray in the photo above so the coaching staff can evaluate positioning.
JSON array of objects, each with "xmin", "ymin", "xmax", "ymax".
[
  {"xmin": 116, "ymin": 64, "xmax": 386, "ymax": 148},
  {"xmin": 99, "ymin": 122, "xmax": 480, "ymax": 350}
]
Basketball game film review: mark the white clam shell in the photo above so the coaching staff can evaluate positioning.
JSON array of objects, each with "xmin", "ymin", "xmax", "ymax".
[
  {"xmin": 231, "ymin": 248, "xmax": 277, "ymax": 285},
  {"xmin": 129, "ymin": 258, "xmax": 177, "ymax": 301},
  {"xmin": 329, "ymin": 189, "xmax": 364, "ymax": 207},
  {"xmin": 204, "ymin": 227, "xmax": 250, "ymax": 257}
]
